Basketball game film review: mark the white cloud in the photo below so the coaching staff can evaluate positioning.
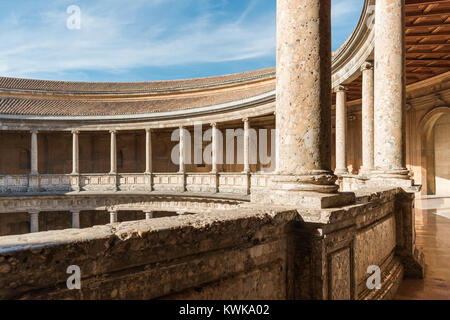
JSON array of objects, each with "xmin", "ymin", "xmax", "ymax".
[{"xmin": 0, "ymin": 0, "xmax": 275, "ymax": 79}]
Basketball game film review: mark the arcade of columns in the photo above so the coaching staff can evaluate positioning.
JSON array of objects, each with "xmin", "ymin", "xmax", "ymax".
[{"xmin": 2, "ymin": 0, "xmax": 417, "ymax": 232}]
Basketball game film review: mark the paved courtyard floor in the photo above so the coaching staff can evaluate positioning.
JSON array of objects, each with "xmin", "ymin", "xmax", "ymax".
[{"xmin": 396, "ymin": 196, "xmax": 450, "ymax": 300}]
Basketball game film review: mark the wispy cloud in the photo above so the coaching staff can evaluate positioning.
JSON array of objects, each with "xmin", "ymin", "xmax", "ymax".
[{"xmin": 0, "ymin": 0, "xmax": 363, "ymax": 81}]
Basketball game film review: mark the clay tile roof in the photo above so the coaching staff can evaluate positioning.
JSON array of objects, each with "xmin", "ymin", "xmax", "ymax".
[{"xmin": 0, "ymin": 68, "xmax": 275, "ymax": 95}]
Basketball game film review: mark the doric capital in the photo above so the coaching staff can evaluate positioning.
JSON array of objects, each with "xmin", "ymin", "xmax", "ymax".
[
  {"xmin": 334, "ymin": 85, "xmax": 347, "ymax": 93},
  {"xmin": 360, "ymin": 61, "xmax": 374, "ymax": 72},
  {"xmin": 145, "ymin": 128, "xmax": 152, "ymax": 133},
  {"xmin": 30, "ymin": 129, "xmax": 39, "ymax": 134},
  {"xmin": 210, "ymin": 122, "xmax": 217, "ymax": 128},
  {"xmin": 109, "ymin": 129, "xmax": 117, "ymax": 134},
  {"xmin": 71, "ymin": 129, "xmax": 80, "ymax": 135},
  {"xmin": 242, "ymin": 117, "xmax": 249, "ymax": 123}
]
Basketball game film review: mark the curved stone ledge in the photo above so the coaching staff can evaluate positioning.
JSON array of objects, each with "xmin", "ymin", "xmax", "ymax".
[{"xmin": 0, "ymin": 187, "xmax": 423, "ymax": 300}]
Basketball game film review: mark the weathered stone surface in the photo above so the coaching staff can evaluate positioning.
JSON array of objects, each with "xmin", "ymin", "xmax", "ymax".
[{"xmin": 0, "ymin": 188, "xmax": 420, "ymax": 300}]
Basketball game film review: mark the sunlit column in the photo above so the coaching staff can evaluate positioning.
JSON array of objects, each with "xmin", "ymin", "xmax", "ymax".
[
  {"xmin": 145, "ymin": 128, "xmax": 153, "ymax": 174},
  {"xmin": 109, "ymin": 130, "xmax": 117, "ymax": 174},
  {"xmin": 361, "ymin": 62, "xmax": 374, "ymax": 175},
  {"xmin": 179, "ymin": 126, "xmax": 185, "ymax": 173},
  {"xmin": 211, "ymin": 123, "xmax": 218, "ymax": 173},
  {"xmin": 71, "ymin": 130, "xmax": 80, "ymax": 174},
  {"xmin": 334, "ymin": 85, "xmax": 348, "ymax": 175},
  {"xmin": 30, "ymin": 130, "xmax": 39, "ymax": 175},
  {"xmin": 243, "ymin": 118, "xmax": 250, "ymax": 173}
]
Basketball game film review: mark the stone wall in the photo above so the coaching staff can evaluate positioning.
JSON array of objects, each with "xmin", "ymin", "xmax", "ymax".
[{"xmin": 0, "ymin": 188, "xmax": 422, "ymax": 300}]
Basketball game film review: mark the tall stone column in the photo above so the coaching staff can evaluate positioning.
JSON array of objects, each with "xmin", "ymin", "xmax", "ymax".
[
  {"xmin": 252, "ymin": 0, "xmax": 354, "ymax": 208},
  {"xmin": 29, "ymin": 211, "xmax": 39, "ymax": 233},
  {"xmin": 275, "ymin": 0, "xmax": 338, "ymax": 193},
  {"xmin": 360, "ymin": 62, "xmax": 374, "ymax": 176},
  {"xmin": 71, "ymin": 210, "xmax": 80, "ymax": 229},
  {"xmin": 334, "ymin": 85, "xmax": 348, "ymax": 176},
  {"xmin": 211, "ymin": 123, "xmax": 218, "ymax": 173},
  {"xmin": 145, "ymin": 129, "xmax": 153, "ymax": 174},
  {"xmin": 373, "ymin": 0, "xmax": 410, "ymax": 183},
  {"xmin": 243, "ymin": 118, "xmax": 250, "ymax": 173},
  {"xmin": 109, "ymin": 130, "xmax": 117, "ymax": 174},
  {"xmin": 179, "ymin": 126, "xmax": 185, "ymax": 173},
  {"xmin": 71, "ymin": 130, "xmax": 80, "ymax": 174},
  {"xmin": 30, "ymin": 130, "xmax": 39, "ymax": 175}
]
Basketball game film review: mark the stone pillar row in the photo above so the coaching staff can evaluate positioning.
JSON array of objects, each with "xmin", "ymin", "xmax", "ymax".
[{"xmin": 25, "ymin": 120, "xmax": 251, "ymax": 177}]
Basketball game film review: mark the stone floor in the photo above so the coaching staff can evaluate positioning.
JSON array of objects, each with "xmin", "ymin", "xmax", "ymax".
[{"xmin": 395, "ymin": 196, "xmax": 450, "ymax": 300}]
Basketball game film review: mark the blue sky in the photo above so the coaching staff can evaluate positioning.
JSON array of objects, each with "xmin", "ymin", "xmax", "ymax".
[{"xmin": 0, "ymin": 0, "xmax": 364, "ymax": 82}]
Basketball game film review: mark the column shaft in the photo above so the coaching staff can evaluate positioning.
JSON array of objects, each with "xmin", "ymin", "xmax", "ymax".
[
  {"xmin": 30, "ymin": 131, "xmax": 39, "ymax": 175},
  {"xmin": 374, "ymin": 0, "xmax": 409, "ymax": 178},
  {"xmin": 211, "ymin": 123, "xmax": 218, "ymax": 173},
  {"xmin": 72, "ymin": 211, "xmax": 80, "ymax": 229},
  {"xmin": 179, "ymin": 126, "xmax": 185, "ymax": 173},
  {"xmin": 145, "ymin": 211, "xmax": 153, "ymax": 220},
  {"xmin": 361, "ymin": 62, "xmax": 374, "ymax": 175},
  {"xmin": 29, "ymin": 211, "xmax": 39, "ymax": 233},
  {"xmin": 276, "ymin": 0, "xmax": 336, "ymax": 192},
  {"xmin": 335, "ymin": 86, "xmax": 348, "ymax": 175},
  {"xmin": 109, "ymin": 210, "xmax": 118, "ymax": 224},
  {"xmin": 243, "ymin": 118, "xmax": 250, "ymax": 173},
  {"xmin": 72, "ymin": 130, "xmax": 79, "ymax": 174},
  {"xmin": 110, "ymin": 130, "xmax": 117, "ymax": 174},
  {"xmin": 145, "ymin": 129, "xmax": 152, "ymax": 174}
]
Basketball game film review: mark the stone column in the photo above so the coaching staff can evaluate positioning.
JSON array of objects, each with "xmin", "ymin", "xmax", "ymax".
[
  {"xmin": 145, "ymin": 211, "xmax": 153, "ymax": 220},
  {"xmin": 179, "ymin": 126, "xmax": 185, "ymax": 173},
  {"xmin": 211, "ymin": 123, "xmax": 218, "ymax": 173},
  {"xmin": 29, "ymin": 211, "xmax": 39, "ymax": 233},
  {"xmin": 30, "ymin": 130, "xmax": 39, "ymax": 175},
  {"xmin": 145, "ymin": 129, "xmax": 152, "ymax": 174},
  {"xmin": 243, "ymin": 118, "xmax": 250, "ymax": 173},
  {"xmin": 360, "ymin": 62, "xmax": 374, "ymax": 176},
  {"xmin": 334, "ymin": 85, "xmax": 348, "ymax": 175},
  {"xmin": 109, "ymin": 130, "xmax": 117, "ymax": 174},
  {"xmin": 71, "ymin": 130, "xmax": 80, "ymax": 174},
  {"xmin": 109, "ymin": 209, "xmax": 118, "ymax": 224},
  {"xmin": 373, "ymin": 0, "xmax": 410, "ymax": 183},
  {"xmin": 275, "ymin": 0, "xmax": 337, "ymax": 194},
  {"xmin": 71, "ymin": 210, "xmax": 80, "ymax": 229}
]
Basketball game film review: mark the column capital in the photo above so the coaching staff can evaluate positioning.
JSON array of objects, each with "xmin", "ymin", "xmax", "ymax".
[
  {"xmin": 360, "ymin": 61, "xmax": 374, "ymax": 72},
  {"xmin": 145, "ymin": 128, "xmax": 152, "ymax": 133},
  {"xmin": 71, "ymin": 129, "xmax": 80, "ymax": 135},
  {"xmin": 30, "ymin": 129, "xmax": 39, "ymax": 134},
  {"xmin": 242, "ymin": 117, "xmax": 249, "ymax": 124},
  {"xmin": 29, "ymin": 210, "xmax": 39, "ymax": 215},
  {"xmin": 334, "ymin": 85, "xmax": 347, "ymax": 93},
  {"xmin": 210, "ymin": 122, "xmax": 217, "ymax": 128},
  {"xmin": 109, "ymin": 129, "xmax": 117, "ymax": 134}
]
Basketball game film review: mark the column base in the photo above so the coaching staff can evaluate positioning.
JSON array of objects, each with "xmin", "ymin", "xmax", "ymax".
[
  {"xmin": 368, "ymin": 169, "xmax": 420, "ymax": 191},
  {"xmin": 250, "ymin": 173, "xmax": 355, "ymax": 209},
  {"xmin": 334, "ymin": 168, "xmax": 349, "ymax": 176}
]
